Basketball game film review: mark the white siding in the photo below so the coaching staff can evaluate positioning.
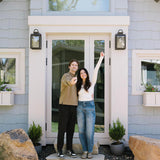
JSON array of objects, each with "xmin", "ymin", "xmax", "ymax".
[
  {"xmin": 0, "ymin": 0, "xmax": 29, "ymax": 133},
  {"xmin": 115, "ymin": 0, "xmax": 128, "ymax": 15},
  {"xmin": 128, "ymin": 0, "xmax": 160, "ymax": 139}
]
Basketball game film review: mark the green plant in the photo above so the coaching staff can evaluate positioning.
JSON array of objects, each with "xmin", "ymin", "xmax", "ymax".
[
  {"xmin": 28, "ymin": 122, "xmax": 42, "ymax": 146},
  {"xmin": 144, "ymin": 83, "xmax": 159, "ymax": 92},
  {"xmin": 109, "ymin": 119, "xmax": 125, "ymax": 144},
  {"xmin": 0, "ymin": 81, "xmax": 12, "ymax": 91}
]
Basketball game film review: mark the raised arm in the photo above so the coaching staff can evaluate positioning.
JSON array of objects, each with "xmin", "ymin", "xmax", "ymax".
[{"xmin": 92, "ymin": 52, "xmax": 104, "ymax": 86}]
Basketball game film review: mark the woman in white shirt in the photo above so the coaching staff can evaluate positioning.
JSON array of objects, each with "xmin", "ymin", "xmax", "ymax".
[{"xmin": 76, "ymin": 52, "xmax": 104, "ymax": 159}]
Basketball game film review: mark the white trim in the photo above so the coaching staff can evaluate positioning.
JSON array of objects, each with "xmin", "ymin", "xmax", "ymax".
[
  {"xmin": 132, "ymin": 50, "xmax": 160, "ymax": 95},
  {"xmin": 46, "ymin": 34, "xmax": 110, "ymax": 141},
  {"xmin": 0, "ymin": 49, "xmax": 25, "ymax": 94},
  {"xmin": 28, "ymin": 16, "xmax": 129, "ymax": 145},
  {"xmin": 42, "ymin": 0, "xmax": 115, "ymax": 16},
  {"xmin": 28, "ymin": 16, "xmax": 129, "ymax": 26}
]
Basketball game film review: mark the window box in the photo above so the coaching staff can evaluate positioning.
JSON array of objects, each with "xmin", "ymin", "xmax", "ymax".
[
  {"xmin": 132, "ymin": 50, "xmax": 160, "ymax": 95},
  {"xmin": 0, "ymin": 49, "xmax": 25, "ymax": 94},
  {"xmin": 143, "ymin": 92, "xmax": 160, "ymax": 107},
  {"xmin": 0, "ymin": 91, "xmax": 14, "ymax": 106}
]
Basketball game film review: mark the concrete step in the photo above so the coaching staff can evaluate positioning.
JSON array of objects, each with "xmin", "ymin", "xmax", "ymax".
[
  {"xmin": 54, "ymin": 142, "xmax": 99, "ymax": 154},
  {"xmin": 46, "ymin": 153, "xmax": 105, "ymax": 160}
]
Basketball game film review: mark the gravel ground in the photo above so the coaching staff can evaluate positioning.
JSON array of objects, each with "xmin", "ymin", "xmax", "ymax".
[{"xmin": 38, "ymin": 145, "xmax": 134, "ymax": 160}]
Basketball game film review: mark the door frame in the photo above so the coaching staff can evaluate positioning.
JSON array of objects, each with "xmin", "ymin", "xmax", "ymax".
[
  {"xmin": 28, "ymin": 16, "xmax": 129, "ymax": 146},
  {"xmin": 46, "ymin": 33, "xmax": 110, "ymax": 144}
]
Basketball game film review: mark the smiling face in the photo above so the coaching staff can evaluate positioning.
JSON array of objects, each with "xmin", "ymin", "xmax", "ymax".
[
  {"xmin": 80, "ymin": 69, "xmax": 87, "ymax": 81},
  {"xmin": 69, "ymin": 61, "xmax": 78, "ymax": 74}
]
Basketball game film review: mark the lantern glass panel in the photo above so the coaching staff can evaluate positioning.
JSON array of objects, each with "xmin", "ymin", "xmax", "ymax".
[
  {"xmin": 31, "ymin": 36, "xmax": 40, "ymax": 48},
  {"xmin": 117, "ymin": 36, "xmax": 125, "ymax": 49}
]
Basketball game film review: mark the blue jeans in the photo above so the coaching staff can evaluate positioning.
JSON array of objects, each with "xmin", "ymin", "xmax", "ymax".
[{"xmin": 77, "ymin": 100, "xmax": 96, "ymax": 153}]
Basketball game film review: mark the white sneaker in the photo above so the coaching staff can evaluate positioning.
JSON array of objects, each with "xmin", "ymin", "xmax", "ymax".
[
  {"xmin": 88, "ymin": 152, "xmax": 93, "ymax": 159},
  {"xmin": 57, "ymin": 151, "xmax": 64, "ymax": 158},
  {"xmin": 81, "ymin": 151, "xmax": 88, "ymax": 159}
]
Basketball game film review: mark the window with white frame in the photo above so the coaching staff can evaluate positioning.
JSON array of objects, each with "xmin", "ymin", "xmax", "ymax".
[
  {"xmin": 132, "ymin": 50, "xmax": 160, "ymax": 95},
  {"xmin": 0, "ymin": 49, "xmax": 25, "ymax": 94},
  {"xmin": 48, "ymin": 0, "xmax": 111, "ymax": 14}
]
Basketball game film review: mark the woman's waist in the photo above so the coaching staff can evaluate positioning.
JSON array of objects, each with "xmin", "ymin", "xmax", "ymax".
[
  {"xmin": 78, "ymin": 100, "xmax": 94, "ymax": 105},
  {"xmin": 78, "ymin": 100, "xmax": 95, "ymax": 109}
]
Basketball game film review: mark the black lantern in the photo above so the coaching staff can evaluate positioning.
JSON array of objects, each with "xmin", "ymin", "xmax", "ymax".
[
  {"xmin": 115, "ymin": 29, "xmax": 126, "ymax": 50},
  {"xmin": 30, "ymin": 29, "xmax": 42, "ymax": 49}
]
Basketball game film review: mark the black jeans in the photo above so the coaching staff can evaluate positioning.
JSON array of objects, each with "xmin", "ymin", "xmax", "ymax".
[{"xmin": 57, "ymin": 105, "xmax": 77, "ymax": 152}]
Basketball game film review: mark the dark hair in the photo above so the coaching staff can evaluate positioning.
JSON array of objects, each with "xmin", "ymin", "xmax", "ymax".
[
  {"xmin": 68, "ymin": 59, "xmax": 79, "ymax": 67},
  {"xmin": 76, "ymin": 68, "xmax": 91, "ymax": 94}
]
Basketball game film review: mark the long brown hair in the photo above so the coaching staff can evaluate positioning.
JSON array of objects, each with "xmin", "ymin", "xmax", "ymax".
[{"xmin": 76, "ymin": 68, "xmax": 91, "ymax": 95}]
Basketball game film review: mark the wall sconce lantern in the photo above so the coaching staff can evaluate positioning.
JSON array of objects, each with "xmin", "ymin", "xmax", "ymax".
[
  {"xmin": 115, "ymin": 29, "xmax": 126, "ymax": 50},
  {"xmin": 30, "ymin": 29, "xmax": 42, "ymax": 50}
]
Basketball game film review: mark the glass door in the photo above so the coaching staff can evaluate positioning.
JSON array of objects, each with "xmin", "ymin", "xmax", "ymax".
[
  {"xmin": 46, "ymin": 34, "xmax": 109, "ymax": 140},
  {"xmin": 51, "ymin": 40, "xmax": 85, "ymax": 133}
]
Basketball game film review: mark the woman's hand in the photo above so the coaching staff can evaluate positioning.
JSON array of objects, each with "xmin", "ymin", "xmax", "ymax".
[{"xmin": 100, "ymin": 51, "xmax": 105, "ymax": 57}]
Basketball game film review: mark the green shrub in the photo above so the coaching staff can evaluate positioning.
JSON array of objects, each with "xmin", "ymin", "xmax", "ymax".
[
  {"xmin": 109, "ymin": 119, "xmax": 125, "ymax": 144},
  {"xmin": 28, "ymin": 122, "xmax": 42, "ymax": 146}
]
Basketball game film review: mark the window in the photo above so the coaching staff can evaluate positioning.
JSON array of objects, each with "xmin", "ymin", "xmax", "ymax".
[
  {"xmin": 141, "ymin": 60, "xmax": 160, "ymax": 86},
  {"xmin": 48, "ymin": 0, "xmax": 111, "ymax": 14},
  {"xmin": 132, "ymin": 50, "xmax": 160, "ymax": 95},
  {"xmin": 0, "ymin": 58, "xmax": 16, "ymax": 84},
  {"xmin": 0, "ymin": 49, "xmax": 25, "ymax": 94}
]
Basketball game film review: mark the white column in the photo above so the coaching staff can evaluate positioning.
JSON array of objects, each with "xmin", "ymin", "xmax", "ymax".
[
  {"xmin": 28, "ymin": 26, "xmax": 46, "ymax": 145},
  {"xmin": 110, "ymin": 27, "xmax": 128, "ymax": 142}
]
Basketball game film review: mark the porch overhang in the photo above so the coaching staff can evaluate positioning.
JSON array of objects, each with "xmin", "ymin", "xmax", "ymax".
[{"xmin": 28, "ymin": 16, "xmax": 129, "ymax": 26}]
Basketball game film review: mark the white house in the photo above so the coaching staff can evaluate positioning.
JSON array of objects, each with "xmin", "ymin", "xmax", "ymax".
[{"xmin": 0, "ymin": 0, "xmax": 160, "ymax": 146}]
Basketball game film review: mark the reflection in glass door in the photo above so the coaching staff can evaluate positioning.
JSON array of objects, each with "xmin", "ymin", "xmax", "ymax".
[
  {"xmin": 52, "ymin": 40, "xmax": 84, "ymax": 133},
  {"xmin": 94, "ymin": 40, "xmax": 104, "ymax": 133}
]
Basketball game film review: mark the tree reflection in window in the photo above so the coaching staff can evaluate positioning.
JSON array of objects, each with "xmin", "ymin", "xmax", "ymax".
[
  {"xmin": 94, "ymin": 40, "xmax": 104, "ymax": 133},
  {"xmin": 141, "ymin": 60, "xmax": 160, "ymax": 86},
  {"xmin": 49, "ymin": 0, "xmax": 109, "ymax": 12},
  {"xmin": 0, "ymin": 58, "xmax": 16, "ymax": 84}
]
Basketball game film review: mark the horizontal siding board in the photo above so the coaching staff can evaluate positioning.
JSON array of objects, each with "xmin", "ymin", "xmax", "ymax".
[
  {"xmin": 129, "ymin": 124, "xmax": 160, "ymax": 135},
  {"xmin": 0, "ymin": 1, "xmax": 28, "ymax": 11},
  {"xmin": 128, "ymin": 0, "xmax": 160, "ymax": 140},
  {"xmin": 0, "ymin": 0, "xmax": 29, "ymax": 133},
  {"xmin": 0, "ymin": 114, "xmax": 27, "ymax": 124},
  {"xmin": 0, "ymin": 123, "xmax": 28, "ymax": 133},
  {"xmin": 0, "ymin": 105, "xmax": 28, "ymax": 114}
]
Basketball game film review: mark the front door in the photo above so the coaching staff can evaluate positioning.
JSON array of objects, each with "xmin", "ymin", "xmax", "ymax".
[{"xmin": 46, "ymin": 34, "xmax": 110, "ymax": 144}]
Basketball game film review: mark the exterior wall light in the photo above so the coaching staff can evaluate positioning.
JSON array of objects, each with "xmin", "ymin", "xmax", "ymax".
[
  {"xmin": 115, "ymin": 29, "xmax": 126, "ymax": 50},
  {"xmin": 0, "ymin": 0, "xmax": 3, "ymax": 2},
  {"xmin": 30, "ymin": 29, "xmax": 42, "ymax": 50}
]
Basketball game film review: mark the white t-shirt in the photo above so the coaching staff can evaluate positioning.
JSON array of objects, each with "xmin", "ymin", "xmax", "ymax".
[{"xmin": 78, "ymin": 56, "xmax": 104, "ymax": 101}]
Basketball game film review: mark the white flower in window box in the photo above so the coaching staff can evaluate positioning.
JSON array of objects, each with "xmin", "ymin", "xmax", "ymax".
[
  {"xmin": 0, "ymin": 82, "xmax": 14, "ymax": 106},
  {"xmin": 143, "ymin": 83, "xmax": 160, "ymax": 107}
]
